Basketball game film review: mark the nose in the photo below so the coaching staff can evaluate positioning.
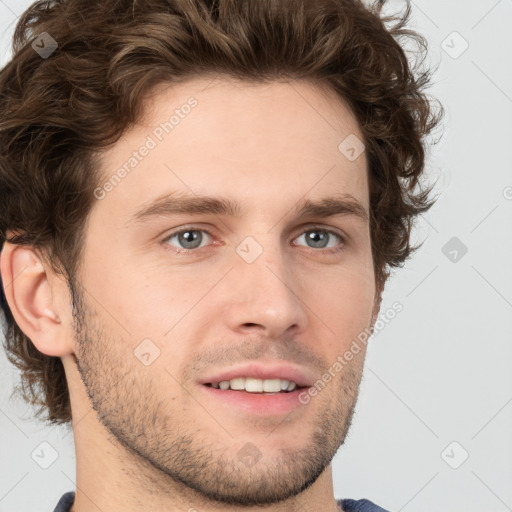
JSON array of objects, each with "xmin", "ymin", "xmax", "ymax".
[{"xmin": 222, "ymin": 237, "xmax": 309, "ymax": 339}]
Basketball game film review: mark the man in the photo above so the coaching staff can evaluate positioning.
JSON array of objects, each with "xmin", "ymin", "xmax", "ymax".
[{"xmin": 0, "ymin": 0, "xmax": 441, "ymax": 511}]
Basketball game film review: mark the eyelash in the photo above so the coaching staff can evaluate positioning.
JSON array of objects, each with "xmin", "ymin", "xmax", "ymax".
[{"xmin": 161, "ymin": 225, "xmax": 346, "ymax": 255}]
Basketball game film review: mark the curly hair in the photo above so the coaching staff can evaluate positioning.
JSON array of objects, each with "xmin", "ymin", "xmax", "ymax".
[{"xmin": 0, "ymin": 0, "xmax": 443, "ymax": 425}]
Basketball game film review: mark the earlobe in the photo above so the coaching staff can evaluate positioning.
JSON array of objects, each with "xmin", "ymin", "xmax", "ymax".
[{"xmin": 0, "ymin": 241, "xmax": 72, "ymax": 357}]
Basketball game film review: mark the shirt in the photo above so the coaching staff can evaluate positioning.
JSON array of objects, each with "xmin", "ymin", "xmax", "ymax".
[{"xmin": 52, "ymin": 491, "xmax": 392, "ymax": 511}]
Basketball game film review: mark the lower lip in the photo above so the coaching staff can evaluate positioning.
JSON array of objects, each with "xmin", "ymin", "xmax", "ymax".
[{"xmin": 200, "ymin": 385, "xmax": 309, "ymax": 415}]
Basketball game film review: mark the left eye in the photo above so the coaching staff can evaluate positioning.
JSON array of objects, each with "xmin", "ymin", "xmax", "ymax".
[
  {"xmin": 294, "ymin": 228, "xmax": 343, "ymax": 250},
  {"xmin": 163, "ymin": 226, "xmax": 345, "ymax": 253}
]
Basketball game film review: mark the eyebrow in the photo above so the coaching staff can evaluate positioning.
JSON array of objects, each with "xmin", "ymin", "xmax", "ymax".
[{"xmin": 127, "ymin": 192, "xmax": 369, "ymax": 226}]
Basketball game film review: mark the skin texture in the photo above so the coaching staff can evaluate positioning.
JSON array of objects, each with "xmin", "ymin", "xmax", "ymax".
[{"xmin": 1, "ymin": 76, "xmax": 382, "ymax": 512}]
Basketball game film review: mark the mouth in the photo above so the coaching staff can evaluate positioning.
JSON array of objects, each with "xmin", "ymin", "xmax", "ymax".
[
  {"xmin": 203, "ymin": 377, "xmax": 308, "ymax": 394},
  {"xmin": 197, "ymin": 362, "xmax": 315, "ymax": 415},
  {"xmin": 199, "ymin": 376, "xmax": 312, "ymax": 415}
]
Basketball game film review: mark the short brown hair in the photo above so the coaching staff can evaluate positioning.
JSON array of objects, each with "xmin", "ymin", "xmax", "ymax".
[{"xmin": 0, "ymin": 0, "xmax": 442, "ymax": 425}]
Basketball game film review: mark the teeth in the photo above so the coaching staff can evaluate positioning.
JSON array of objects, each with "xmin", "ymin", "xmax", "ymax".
[
  {"xmin": 263, "ymin": 379, "xmax": 281, "ymax": 392},
  {"xmin": 230, "ymin": 377, "xmax": 245, "ymax": 390},
  {"xmin": 212, "ymin": 377, "xmax": 299, "ymax": 393},
  {"xmin": 245, "ymin": 377, "xmax": 263, "ymax": 392}
]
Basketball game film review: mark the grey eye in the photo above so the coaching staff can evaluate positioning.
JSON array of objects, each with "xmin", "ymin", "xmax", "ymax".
[
  {"xmin": 166, "ymin": 229, "xmax": 211, "ymax": 250},
  {"xmin": 295, "ymin": 229, "xmax": 342, "ymax": 249}
]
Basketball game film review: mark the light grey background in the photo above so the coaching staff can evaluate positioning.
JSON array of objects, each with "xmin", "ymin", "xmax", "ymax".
[{"xmin": 1, "ymin": 1, "xmax": 511, "ymax": 511}]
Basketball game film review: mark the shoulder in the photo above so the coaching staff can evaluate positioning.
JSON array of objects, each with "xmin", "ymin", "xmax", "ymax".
[
  {"xmin": 337, "ymin": 498, "xmax": 392, "ymax": 512},
  {"xmin": 52, "ymin": 491, "xmax": 75, "ymax": 512}
]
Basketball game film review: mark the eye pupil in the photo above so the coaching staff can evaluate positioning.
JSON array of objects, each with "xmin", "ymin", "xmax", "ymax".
[
  {"xmin": 166, "ymin": 227, "xmax": 341, "ymax": 254},
  {"xmin": 307, "ymin": 230, "xmax": 328, "ymax": 248},
  {"xmin": 179, "ymin": 230, "xmax": 202, "ymax": 249}
]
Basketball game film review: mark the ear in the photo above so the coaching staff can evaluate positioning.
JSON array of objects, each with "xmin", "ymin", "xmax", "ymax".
[
  {"xmin": 0, "ymin": 240, "xmax": 74, "ymax": 357},
  {"xmin": 369, "ymin": 280, "xmax": 384, "ymax": 334}
]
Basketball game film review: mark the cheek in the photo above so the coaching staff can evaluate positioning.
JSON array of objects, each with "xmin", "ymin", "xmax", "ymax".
[
  {"xmin": 85, "ymin": 233, "xmax": 376, "ymax": 345},
  {"xmin": 84, "ymin": 252, "xmax": 198, "ymax": 339},
  {"xmin": 303, "ymin": 264, "xmax": 375, "ymax": 342}
]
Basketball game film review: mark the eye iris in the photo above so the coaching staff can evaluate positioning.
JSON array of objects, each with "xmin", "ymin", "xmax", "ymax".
[
  {"xmin": 172, "ymin": 229, "xmax": 334, "ymax": 251},
  {"xmin": 179, "ymin": 230, "xmax": 202, "ymax": 249},
  {"xmin": 307, "ymin": 230, "xmax": 328, "ymax": 249}
]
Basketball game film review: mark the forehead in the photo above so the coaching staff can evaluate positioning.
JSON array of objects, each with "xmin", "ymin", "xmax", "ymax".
[{"xmin": 92, "ymin": 76, "xmax": 369, "ymax": 224}]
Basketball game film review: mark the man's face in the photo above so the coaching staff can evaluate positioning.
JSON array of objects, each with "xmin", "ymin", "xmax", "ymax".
[{"xmin": 70, "ymin": 77, "xmax": 378, "ymax": 506}]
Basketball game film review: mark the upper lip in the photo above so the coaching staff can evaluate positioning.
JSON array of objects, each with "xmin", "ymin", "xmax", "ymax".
[{"xmin": 198, "ymin": 361, "xmax": 315, "ymax": 388}]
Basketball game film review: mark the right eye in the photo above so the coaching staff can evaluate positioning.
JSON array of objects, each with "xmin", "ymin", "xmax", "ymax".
[{"xmin": 162, "ymin": 227, "xmax": 215, "ymax": 252}]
